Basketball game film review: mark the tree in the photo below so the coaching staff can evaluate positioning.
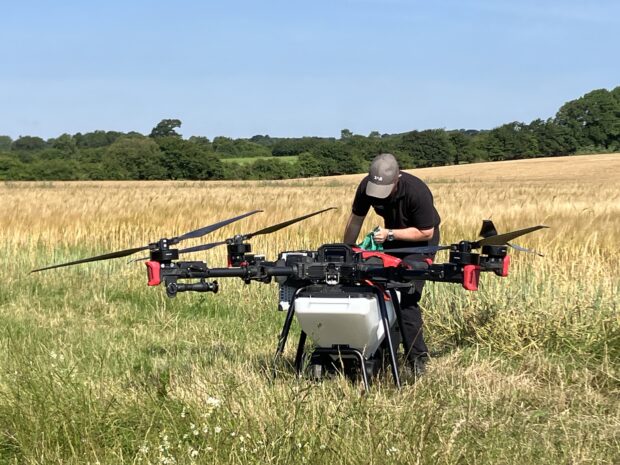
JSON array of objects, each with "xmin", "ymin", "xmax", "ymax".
[
  {"xmin": 448, "ymin": 132, "xmax": 472, "ymax": 164},
  {"xmin": 482, "ymin": 123, "xmax": 538, "ymax": 160},
  {"xmin": 310, "ymin": 141, "xmax": 364, "ymax": 175},
  {"xmin": 74, "ymin": 130, "xmax": 121, "ymax": 148},
  {"xmin": 103, "ymin": 136, "xmax": 166, "ymax": 180},
  {"xmin": 12, "ymin": 136, "xmax": 46, "ymax": 151},
  {"xmin": 555, "ymin": 88, "xmax": 620, "ymax": 149},
  {"xmin": 529, "ymin": 119, "xmax": 576, "ymax": 156},
  {"xmin": 400, "ymin": 130, "xmax": 455, "ymax": 167},
  {"xmin": 52, "ymin": 133, "xmax": 77, "ymax": 155},
  {"xmin": 188, "ymin": 136, "xmax": 213, "ymax": 151},
  {"xmin": 340, "ymin": 129, "xmax": 353, "ymax": 140},
  {"xmin": 0, "ymin": 155, "xmax": 29, "ymax": 180},
  {"xmin": 150, "ymin": 119, "xmax": 182, "ymax": 139},
  {"xmin": 157, "ymin": 137, "xmax": 224, "ymax": 180},
  {"xmin": 0, "ymin": 135, "xmax": 12, "ymax": 151}
]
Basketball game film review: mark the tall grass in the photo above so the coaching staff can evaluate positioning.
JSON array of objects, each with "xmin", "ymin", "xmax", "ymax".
[{"xmin": 0, "ymin": 154, "xmax": 618, "ymax": 464}]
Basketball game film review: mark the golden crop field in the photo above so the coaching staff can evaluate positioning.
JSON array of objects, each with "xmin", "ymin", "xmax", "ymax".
[{"xmin": 0, "ymin": 153, "xmax": 618, "ymax": 464}]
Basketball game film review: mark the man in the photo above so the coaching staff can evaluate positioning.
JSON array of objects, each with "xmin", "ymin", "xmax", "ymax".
[{"xmin": 343, "ymin": 153, "xmax": 441, "ymax": 375}]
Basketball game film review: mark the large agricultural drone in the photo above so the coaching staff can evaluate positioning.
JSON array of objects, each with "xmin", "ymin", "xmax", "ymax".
[{"xmin": 32, "ymin": 208, "xmax": 547, "ymax": 390}]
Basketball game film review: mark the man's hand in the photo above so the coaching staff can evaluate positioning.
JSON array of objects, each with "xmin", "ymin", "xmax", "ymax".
[{"xmin": 373, "ymin": 227, "xmax": 389, "ymax": 244}]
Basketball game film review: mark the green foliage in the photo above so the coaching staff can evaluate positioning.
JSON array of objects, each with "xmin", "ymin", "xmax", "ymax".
[
  {"xmin": 0, "ymin": 155, "xmax": 30, "ymax": 180},
  {"xmin": 150, "ymin": 119, "xmax": 183, "ymax": 139},
  {"xmin": 0, "ymin": 136, "xmax": 12, "ymax": 151},
  {"xmin": 188, "ymin": 136, "xmax": 213, "ymax": 152},
  {"xmin": 483, "ymin": 122, "xmax": 539, "ymax": 161},
  {"xmin": 74, "ymin": 130, "xmax": 122, "ymax": 148},
  {"xmin": 157, "ymin": 137, "xmax": 224, "ymax": 180},
  {"xmin": 249, "ymin": 134, "xmax": 275, "ymax": 147},
  {"xmin": 12, "ymin": 136, "xmax": 46, "ymax": 151},
  {"xmin": 213, "ymin": 137, "xmax": 271, "ymax": 158},
  {"xmin": 529, "ymin": 119, "xmax": 577, "ymax": 156},
  {"xmin": 271, "ymin": 137, "xmax": 332, "ymax": 157},
  {"xmin": 448, "ymin": 131, "xmax": 474, "ymax": 164},
  {"xmin": 400, "ymin": 129, "xmax": 456, "ymax": 167},
  {"xmin": 309, "ymin": 141, "xmax": 365, "ymax": 175},
  {"xmin": 1, "ymin": 86, "xmax": 619, "ymax": 181},
  {"xmin": 103, "ymin": 136, "xmax": 166, "ymax": 180},
  {"xmin": 556, "ymin": 87, "xmax": 620, "ymax": 149},
  {"xmin": 51, "ymin": 133, "xmax": 78, "ymax": 155}
]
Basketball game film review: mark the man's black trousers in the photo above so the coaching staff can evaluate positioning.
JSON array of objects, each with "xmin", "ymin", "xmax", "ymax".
[{"xmin": 397, "ymin": 227, "xmax": 440, "ymax": 364}]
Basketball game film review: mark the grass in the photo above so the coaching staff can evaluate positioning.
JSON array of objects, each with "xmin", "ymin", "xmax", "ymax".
[{"xmin": 0, "ymin": 153, "xmax": 618, "ymax": 464}]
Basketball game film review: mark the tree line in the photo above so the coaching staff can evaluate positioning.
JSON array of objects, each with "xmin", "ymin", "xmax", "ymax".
[{"xmin": 1, "ymin": 86, "xmax": 618, "ymax": 181}]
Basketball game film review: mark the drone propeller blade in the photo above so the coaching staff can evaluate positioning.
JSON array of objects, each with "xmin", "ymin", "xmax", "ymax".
[
  {"xmin": 245, "ymin": 207, "xmax": 337, "ymax": 239},
  {"xmin": 507, "ymin": 242, "xmax": 545, "ymax": 257},
  {"xmin": 382, "ymin": 245, "xmax": 451, "ymax": 255},
  {"xmin": 178, "ymin": 240, "xmax": 227, "ymax": 255},
  {"xmin": 31, "ymin": 245, "xmax": 151, "ymax": 273},
  {"xmin": 479, "ymin": 220, "xmax": 498, "ymax": 238},
  {"xmin": 171, "ymin": 210, "xmax": 262, "ymax": 244},
  {"xmin": 476, "ymin": 225, "xmax": 548, "ymax": 247}
]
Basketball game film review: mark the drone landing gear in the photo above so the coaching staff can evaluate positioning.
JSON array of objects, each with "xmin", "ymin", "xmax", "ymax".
[{"xmin": 274, "ymin": 287, "xmax": 403, "ymax": 392}]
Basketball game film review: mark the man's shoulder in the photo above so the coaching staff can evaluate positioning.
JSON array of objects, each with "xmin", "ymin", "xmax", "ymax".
[
  {"xmin": 399, "ymin": 172, "xmax": 431, "ymax": 191},
  {"xmin": 355, "ymin": 176, "xmax": 370, "ymax": 195}
]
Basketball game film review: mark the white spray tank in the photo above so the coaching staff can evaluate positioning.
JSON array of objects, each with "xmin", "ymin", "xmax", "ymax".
[{"xmin": 293, "ymin": 285, "xmax": 398, "ymax": 358}]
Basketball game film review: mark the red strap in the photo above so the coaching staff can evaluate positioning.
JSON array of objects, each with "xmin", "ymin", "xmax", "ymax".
[{"xmin": 363, "ymin": 279, "xmax": 391, "ymax": 301}]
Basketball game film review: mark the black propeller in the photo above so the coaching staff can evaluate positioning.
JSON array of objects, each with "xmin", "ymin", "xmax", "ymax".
[
  {"xmin": 178, "ymin": 207, "xmax": 337, "ymax": 255},
  {"xmin": 31, "ymin": 210, "xmax": 263, "ymax": 272},
  {"xmin": 382, "ymin": 222, "xmax": 548, "ymax": 256},
  {"xmin": 475, "ymin": 221, "xmax": 547, "ymax": 256}
]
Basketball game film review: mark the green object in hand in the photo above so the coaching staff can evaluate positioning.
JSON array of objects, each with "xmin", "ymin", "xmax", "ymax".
[{"xmin": 357, "ymin": 227, "xmax": 383, "ymax": 251}]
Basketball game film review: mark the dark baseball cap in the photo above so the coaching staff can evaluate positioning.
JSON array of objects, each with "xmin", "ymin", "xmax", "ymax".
[{"xmin": 366, "ymin": 153, "xmax": 399, "ymax": 198}]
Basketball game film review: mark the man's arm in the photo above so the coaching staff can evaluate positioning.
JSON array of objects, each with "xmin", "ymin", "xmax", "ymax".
[
  {"xmin": 343, "ymin": 213, "xmax": 366, "ymax": 244},
  {"xmin": 373, "ymin": 226, "xmax": 434, "ymax": 244}
]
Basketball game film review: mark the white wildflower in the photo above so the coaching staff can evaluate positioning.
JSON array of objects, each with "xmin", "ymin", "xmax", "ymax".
[
  {"xmin": 214, "ymin": 426, "xmax": 222, "ymax": 434},
  {"xmin": 206, "ymin": 396, "xmax": 221, "ymax": 408}
]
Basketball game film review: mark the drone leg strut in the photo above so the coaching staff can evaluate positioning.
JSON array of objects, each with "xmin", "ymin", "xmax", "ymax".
[
  {"xmin": 374, "ymin": 288, "xmax": 401, "ymax": 389},
  {"xmin": 389, "ymin": 288, "xmax": 407, "ymax": 353},
  {"xmin": 294, "ymin": 331, "xmax": 307, "ymax": 375},
  {"xmin": 275, "ymin": 302, "xmax": 296, "ymax": 358}
]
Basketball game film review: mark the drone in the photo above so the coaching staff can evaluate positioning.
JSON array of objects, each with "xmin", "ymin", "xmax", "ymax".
[{"xmin": 32, "ymin": 208, "xmax": 547, "ymax": 391}]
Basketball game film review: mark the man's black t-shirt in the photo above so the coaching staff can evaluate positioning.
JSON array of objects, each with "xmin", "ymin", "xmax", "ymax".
[{"xmin": 352, "ymin": 172, "xmax": 441, "ymax": 250}]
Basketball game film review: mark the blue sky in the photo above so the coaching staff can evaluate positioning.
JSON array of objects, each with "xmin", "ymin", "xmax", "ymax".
[{"xmin": 1, "ymin": 0, "xmax": 618, "ymax": 140}]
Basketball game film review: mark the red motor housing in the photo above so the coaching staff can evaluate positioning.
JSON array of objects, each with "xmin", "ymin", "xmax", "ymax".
[
  {"xmin": 145, "ymin": 261, "xmax": 161, "ymax": 286},
  {"xmin": 501, "ymin": 255, "xmax": 511, "ymax": 277},
  {"xmin": 462, "ymin": 264, "xmax": 481, "ymax": 291}
]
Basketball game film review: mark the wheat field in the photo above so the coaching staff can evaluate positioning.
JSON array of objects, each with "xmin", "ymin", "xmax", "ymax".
[{"xmin": 0, "ymin": 154, "xmax": 618, "ymax": 464}]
